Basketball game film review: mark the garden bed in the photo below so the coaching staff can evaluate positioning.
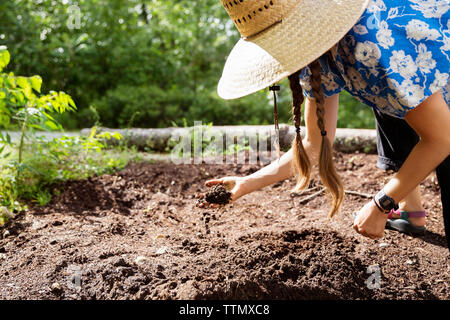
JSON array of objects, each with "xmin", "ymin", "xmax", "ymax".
[{"xmin": 0, "ymin": 152, "xmax": 448, "ymax": 300}]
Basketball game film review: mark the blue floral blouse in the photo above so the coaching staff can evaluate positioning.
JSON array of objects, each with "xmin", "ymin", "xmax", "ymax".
[{"xmin": 299, "ymin": 0, "xmax": 450, "ymax": 118}]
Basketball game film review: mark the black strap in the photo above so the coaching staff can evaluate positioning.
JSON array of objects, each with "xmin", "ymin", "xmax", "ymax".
[
  {"xmin": 270, "ymin": 85, "xmax": 281, "ymax": 159},
  {"xmin": 269, "ymin": 85, "xmax": 281, "ymax": 91},
  {"xmin": 373, "ymin": 197, "xmax": 386, "ymax": 213}
]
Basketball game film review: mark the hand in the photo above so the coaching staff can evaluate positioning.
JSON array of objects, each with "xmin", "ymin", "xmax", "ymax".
[
  {"xmin": 196, "ymin": 176, "xmax": 249, "ymax": 208},
  {"xmin": 353, "ymin": 200, "xmax": 388, "ymax": 239}
]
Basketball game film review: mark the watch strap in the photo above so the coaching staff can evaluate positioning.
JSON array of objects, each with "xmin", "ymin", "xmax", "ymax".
[{"xmin": 373, "ymin": 197, "xmax": 385, "ymax": 213}]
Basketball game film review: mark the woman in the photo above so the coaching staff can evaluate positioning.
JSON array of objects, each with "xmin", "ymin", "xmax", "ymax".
[{"xmin": 203, "ymin": 0, "xmax": 450, "ymax": 244}]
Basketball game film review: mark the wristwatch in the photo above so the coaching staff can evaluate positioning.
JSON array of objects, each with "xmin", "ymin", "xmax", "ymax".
[{"xmin": 373, "ymin": 190, "xmax": 399, "ymax": 214}]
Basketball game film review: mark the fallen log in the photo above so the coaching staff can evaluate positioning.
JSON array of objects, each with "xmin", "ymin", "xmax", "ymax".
[{"xmin": 81, "ymin": 124, "xmax": 377, "ymax": 154}]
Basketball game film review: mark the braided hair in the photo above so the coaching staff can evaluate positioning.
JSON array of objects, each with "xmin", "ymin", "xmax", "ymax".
[
  {"xmin": 287, "ymin": 59, "xmax": 344, "ymax": 218},
  {"xmin": 288, "ymin": 70, "xmax": 311, "ymax": 191}
]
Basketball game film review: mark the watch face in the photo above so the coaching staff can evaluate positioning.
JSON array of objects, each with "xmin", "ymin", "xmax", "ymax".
[{"xmin": 375, "ymin": 191, "xmax": 398, "ymax": 213}]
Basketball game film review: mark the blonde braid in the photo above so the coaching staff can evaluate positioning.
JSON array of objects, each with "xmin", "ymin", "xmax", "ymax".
[
  {"xmin": 288, "ymin": 71, "xmax": 311, "ymax": 192},
  {"xmin": 309, "ymin": 60, "xmax": 344, "ymax": 218}
]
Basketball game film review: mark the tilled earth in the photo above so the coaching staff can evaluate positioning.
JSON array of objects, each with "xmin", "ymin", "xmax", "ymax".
[{"xmin": 0, "ymin": 152, "xmax": 448, "ymax": 300}]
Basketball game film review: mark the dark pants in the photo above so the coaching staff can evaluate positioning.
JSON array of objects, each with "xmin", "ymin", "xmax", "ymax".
[{"xmin": 373, "ymin": 109, "xmax": 450, "ymax": 249}]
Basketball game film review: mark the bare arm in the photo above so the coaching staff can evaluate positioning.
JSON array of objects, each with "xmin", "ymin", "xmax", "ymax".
[
  {"xmin": 354, "ymin": 91, "xmax": 450, "ymax": 238},
  {"xmin": 386, "ymin": 92, "xmax": 450, "ymax": 202},
  {"xmin": 205, "ymin": 94, "xmax": 340, "ymax": 201}
]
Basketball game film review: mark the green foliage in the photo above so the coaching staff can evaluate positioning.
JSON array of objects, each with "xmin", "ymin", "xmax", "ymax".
[
  {"xmin": 94, "ymin": 85, "xmax": 192, "ymax": 128},
  {"xmin": 338, "ymin": 92, "xmax": 375, "ymax": 129},
  {"xmin": 8, "ymin": 128, "xmax": 130, "ymax": 204},
  {"xmin": 0, "ymin": 48, "xmax": 77, "ymax": 165},
  {"xmin": 0, "ymin": 50, "xmax": 10, "ymax": 71},
  {"xmin": 0, "ymin": 49, "xmax": 130, "ymax": 224},
  {"xmin": 0, "ymin": 0, "xmax": 375, "ymax": 130}
]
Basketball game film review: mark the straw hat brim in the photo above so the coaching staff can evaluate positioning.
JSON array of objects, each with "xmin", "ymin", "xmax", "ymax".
[{"xmin": 218, "ymin": 0, "xmax": 370, "ymax": 100}]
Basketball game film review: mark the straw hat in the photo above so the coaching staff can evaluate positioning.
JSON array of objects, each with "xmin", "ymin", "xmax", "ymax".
[{"xmin": 218, "ymin": 0, "xmax": 370, "ymax": 99}]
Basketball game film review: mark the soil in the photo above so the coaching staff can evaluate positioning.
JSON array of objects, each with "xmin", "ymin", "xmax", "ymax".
[
  {"xmin": 204, "ymin": 185, "xmax": 232, "ymax": 205},
  {"xmin": 0, "ymin": 152, "xmax": 448, "ymax": 300}
]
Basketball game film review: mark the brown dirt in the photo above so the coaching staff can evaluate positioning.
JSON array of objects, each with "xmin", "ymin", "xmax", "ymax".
[
  {"xmin": 0, "ymin": 152, "xmax": 448, "ymax": 300},
  {"xmin": 204, "ymin": 185, "xmax": 232, "ymax": 205}
]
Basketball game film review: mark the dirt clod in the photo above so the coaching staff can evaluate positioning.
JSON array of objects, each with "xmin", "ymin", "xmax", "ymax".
[{"xmin": 204, "ymin": 185, "xmax": 231, "ymax": 205}]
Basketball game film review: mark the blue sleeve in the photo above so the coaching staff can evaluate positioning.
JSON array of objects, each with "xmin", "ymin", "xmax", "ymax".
[{"xmin": 299, "ymin": 55, "xmax": 343, "ymax": 99}]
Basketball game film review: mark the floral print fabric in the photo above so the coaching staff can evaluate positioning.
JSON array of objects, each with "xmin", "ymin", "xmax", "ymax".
[{"xmin": 299, "ymin": 0, "xmax": 450, "ymax": 118}]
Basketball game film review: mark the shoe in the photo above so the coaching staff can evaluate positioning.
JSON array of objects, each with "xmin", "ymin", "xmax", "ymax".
[{"xmin": 385, "ymin": 209, "xmax": 426, "ymax": 236}]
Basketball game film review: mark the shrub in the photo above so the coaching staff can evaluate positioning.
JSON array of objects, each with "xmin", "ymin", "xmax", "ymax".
[{"xmin": 0, "ymin": 49, "xmax": 127, "ymax": 224}]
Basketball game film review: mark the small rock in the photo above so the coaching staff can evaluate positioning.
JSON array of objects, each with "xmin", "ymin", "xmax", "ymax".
[
  {"xmin": 31, "ymin": 221, "xmax": 42, "ymax": 230},
  {"xmin": 156, "ymin": 247, "xmax": 169, "ymax": 255},
  {"xmin": 379, "ymin": 243, "xmax": 389, "ymax": 248},
  {"xmin": 2, "ymin": 230, "xmax": 10, "ymax": 238},
  {"xmin": 49, "ymin": 239, "xmax": 58, "ymax": 245},
  {"xmin": 135, "ymin": 256, "xmax": 148, "ymax": 265},
  {"xmin": 0, "ymin": 253, "xmax": 6, "ymax": 260},
  {"xmin": 266, "ymin": 210, "xmax": 273, "ymax": 215},
  {"xmin": 406, "ymin": 259, "xmax": 415, "ymax": 265}
]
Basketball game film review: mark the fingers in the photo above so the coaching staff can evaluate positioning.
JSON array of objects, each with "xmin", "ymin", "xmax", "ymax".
[
  {"xmin": 205, "ymin": 179, "xmax": 223, "ymax": 187},
  {"xmin": 195, "ymin": 193, "xmax": 205, "ymax": 199},
  {"xmin": 222, "ymin": 180, "xmax": 236, "ymax": 190},
  {"xmin": 197, "ymin": 201, "xmax": 206, "ymax": 208},
  {"xmin": 195, "ymin": 194, "xmax": 225, "ymax": 209},
  {"xmin": 205, "ymin": 178, "xmax": 236, "ymax": 190},
  {"xmin": 353, "ymin": 223, "xmax": 382, "ymax": 240},
  {"xmin": 196, "ymin": 201, "xmax": 223, "ymax": 209}
]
